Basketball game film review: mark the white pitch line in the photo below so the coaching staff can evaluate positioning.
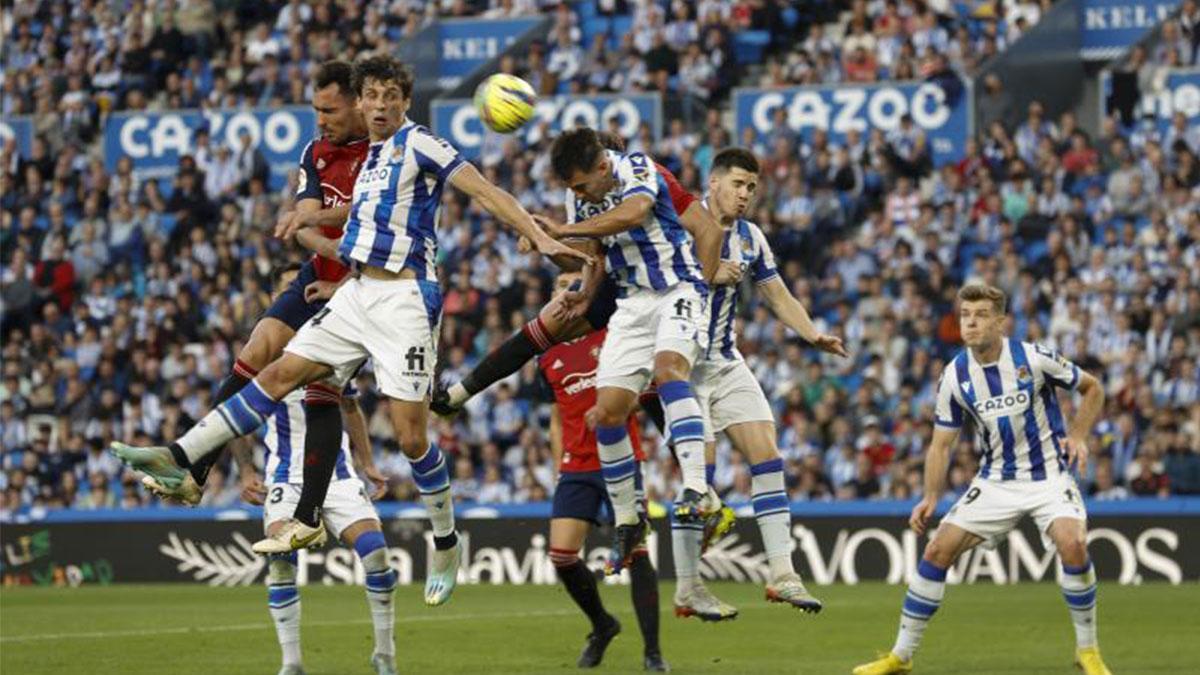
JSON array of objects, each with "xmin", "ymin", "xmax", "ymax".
[{"xmin": 0, "ymin": 608, "xmax": 580, "ymax": 644}]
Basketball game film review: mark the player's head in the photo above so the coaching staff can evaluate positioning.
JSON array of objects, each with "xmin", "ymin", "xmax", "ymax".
[
  {"xmin": 551, "ymin": 127, "xmax": 613, "ymax": 203},
  {"xmin": 312, "ymin": 60, "xmax": 364, "ymax": 144},
  {"xmin": 595, "ymin": 130, "xmax": 626, "ymax": 152},
  {"xmin": 553, "ymin": 271, "xmax": 583, "ymax": 297},
  {"xmin": 957, "ymin": 283, "xmax": 1007, "ymax": 349},
  {"xmin": 707, "ymin": 147, "xmax": 760, "ymax": 222},
  {"xmin": 352, "ymin": 55, "xmax": 414, "ymax": 140},
  {"xmin": 271, "ymin": 262, "xmax": 304, "ymax": 299}
]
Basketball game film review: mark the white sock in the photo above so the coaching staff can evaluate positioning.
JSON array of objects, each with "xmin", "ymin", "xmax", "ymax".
[
  {"xmin": 267, "ymin": 554, "xmax": 302, "ymax": 667},
  {"xmin": 358, "ymin": 538, "xmax": 397, "ymax": 657},
  {"xmin": 658, "ymin": 380, "xmax": 707, "ymax": 493},
  {"xmin": 892, "ymin": 560, "xmax": 947, "ymax": 661},
  {"xmin": 750, "ymin": 458, "xmax": 794, "ymax": 580},
  {"xmin": 671, "ymin": 511, "xmax": 703, "ymax": 595},
  {"xmin": 1060, "ymin": 560, "xmax": 1098, "ymax": 648},
  {"xmin": 178, "ymin": 382, "xmax": 278, "ymax": 463},
  {"xmin": 596, "ymin": 425, "xmax": 639, "ymax": 525},
  {"xmin": 409, "ymin": 445, "xmax": 455, "ymax": 537}
]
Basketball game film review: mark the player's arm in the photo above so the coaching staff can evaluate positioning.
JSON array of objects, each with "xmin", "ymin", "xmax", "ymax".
[
  {"xmin": 678, "ymin": 201, "xmax": 724, "ymax": 283},
  {"xmin": 910, "ymin": 427, "xmax": 960, "ymax": 535},
  {"xmin": 231, "ymin": 437, "xmax": 266, "ymax": 505},
  {"xmin": 542, "ymin": 193, "xmax": 654, "ymax": 239},
  {"xmin": 341, "ymin": 395, "xmax": 387, "ymax": 500},
  {"xmin": 449, "ymin": 162, "xmax": 591, "ymax": 271},
  {"xmin": 759, "ymin": 277, "xmax": 848, "ymax": 357},
  {"xmin": 1064, "ymin": 369, "xmax": 1104, "ymax": 475},
  {"xmin": 553, "ymin": 238, "xmax": 606, "ymax": 322}
]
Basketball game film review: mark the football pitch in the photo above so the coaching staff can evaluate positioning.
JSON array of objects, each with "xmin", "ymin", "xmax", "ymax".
[{"xmin": 2, "ymin": 582, "xmax": 1196, "ymax": 674}]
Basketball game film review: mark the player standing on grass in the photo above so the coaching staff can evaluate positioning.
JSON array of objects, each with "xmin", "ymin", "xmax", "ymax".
[
  {"xmin": 111, "ymin": 55, "xmax": 589, "ymax": 607},
  {"xmin": 177, "ymin": 61, "xmax": 375, "ymax": 531},
  {"xmin": 673, "ymin": 148, "xmax": 847, "ymax": 623},
  {"xmin": 540, "ymin": 272, "xmax": 668, "ymax": 673},
  {"xmin": 536, "ymin": 127, "xmax": 713, "ymax": 575},
  {"xmin": 853, "ymin": 283, "xmax": 1112, "ymax": 675},
  {"xmin": 234, "ymin": 264, "xmax": 397, "ymax": 675}
]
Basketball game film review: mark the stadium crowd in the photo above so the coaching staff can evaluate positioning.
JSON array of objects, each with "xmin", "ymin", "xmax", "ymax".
[{"xmin": 2, "ymin": 0, "xmax": 1200, "ymax": 519}]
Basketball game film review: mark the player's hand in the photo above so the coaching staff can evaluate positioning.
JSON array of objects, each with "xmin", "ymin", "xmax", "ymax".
[
  {"xmin": 304, "ymin": 280, "xmax": 338, "ymax": 303},
  {"xmin": 909, "ymin": 496, "xmax": 937, "ymax": 536},
  {"xmin": 712, "ymin": 260, "xmax": 744, "ymax": 285},
  {"xmin": 810, "ymin": 333, "xmax": 850, "ymax": 358},
  {"xmin": 535, "ymin": 235, "xmax": 593, "ymax": 268},
  {"xmin": 275, "ymin": 209, "xmax": 315, "ymax": 240},
  {"xmin": 362, "ymin": 465, "xmax": 389, "ymax": 500},
  {"xmin": 517, "ymin": 235, "xmax": 533, "ymax": 254},
  {"xmin": 551, "ymin": 282, "xmax": 590, "ymax": 323},
  {"xmin": 240, "ymin": 474, "xmax": 267, "ymax": 505},
  {"xmin": 1063, "ymin": 434, "xmax": 1090, "ymax": 476},
  {"xmin": 531, "ymin": 214, "xmax": 571, "ymax": 240}
]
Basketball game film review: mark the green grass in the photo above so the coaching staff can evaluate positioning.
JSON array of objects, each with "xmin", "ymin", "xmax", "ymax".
[{"xmin": 1, "ymin": 582, "xmax": 1196, "ymax": 674}]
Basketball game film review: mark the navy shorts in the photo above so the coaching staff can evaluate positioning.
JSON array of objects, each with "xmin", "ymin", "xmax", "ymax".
[
  {"xmin": 552, "ymin": 466, "xmax": 645, "ymax": 526},
  {"xmin": 264, "ymin": 260, "xmax": 324, "ymax": 331},
  {"xmin": 584, "ymin": 277, "xmax": 619, "ymax": 330}
]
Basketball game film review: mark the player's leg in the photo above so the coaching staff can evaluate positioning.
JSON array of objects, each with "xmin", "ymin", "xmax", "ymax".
[
  {"xmin": 548, "ymin": 502, "xmax": 620, "ymax": 668},
  {"xmin": 725, "ymin": 418, "xmax": 822, "ymax": 613},
  {"xmin": 341, "ymin": 517, "xmax": 398, "ymax": 675},
  {"xmin": 263, "ymin": 502, "xmax": 304, "ymax": 674},
  {"xmin": 112, "ymin": 352, "xmax": 333, "ymax": 505},
  {"xmin": 670, "ymin": 428, "xmax": 737, "ymax": 623},
  {"xmin": 289, "ymin": 382, "xmax": 346, "ymax": 528},
  {"xmin": 626, "ymin": 466, "xmax": 667, "ymax": 671}
]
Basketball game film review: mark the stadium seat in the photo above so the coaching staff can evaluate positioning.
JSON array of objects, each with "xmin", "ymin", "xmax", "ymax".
[{"xmin": 734, "ymin": 31, "xmax": 771, "ymax": 65}]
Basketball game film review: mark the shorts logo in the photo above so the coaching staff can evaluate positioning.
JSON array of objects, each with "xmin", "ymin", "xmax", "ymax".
[
  {"xmin": 973, "ymin": 390, "xmax": 1031, "ymax": 420},
  {"xmin": 674, "ymin": 298, "xmax": 693, "ymax": 320},
  {"xmin": 404, "ymin": 346, "xmax": 427, "ymax": 374}
]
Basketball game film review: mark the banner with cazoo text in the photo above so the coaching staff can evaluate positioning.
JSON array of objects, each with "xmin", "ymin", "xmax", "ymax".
[
  {"xmin": 734, "ymin": 80, "xmax": 972, "ymax": 167},
  {"xmin": 2, "ymin": 504, "xmax": 1194, "ymax": 587},
  {"xmin": 431, "ymin": 93, "xmax": 662, "ymax": 162}
]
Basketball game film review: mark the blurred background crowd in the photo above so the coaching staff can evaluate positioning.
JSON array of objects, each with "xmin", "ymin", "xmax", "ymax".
[{"xmin": 2, "ymin": 0, "xmax": 1199, "ymax": 518}]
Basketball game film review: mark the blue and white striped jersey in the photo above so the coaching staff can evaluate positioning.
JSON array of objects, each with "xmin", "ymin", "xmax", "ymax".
[
  {"xmin": 704, "ymin": 209, "xmax": 779, "ymax": 361},
  {"xmin": 339, "ymin": 119, "xmax": 465, "ymax": 278},
  {"xmin": 565, "ymin": 150, "xmax": 704, "ymax": 295},
  {"xmin": 263, "ymin": 389, "xmax": 355, "ymax": 485},
  {"xmin": 935, "ymin": 339, "xmax": 1082, "ymax": 482}
]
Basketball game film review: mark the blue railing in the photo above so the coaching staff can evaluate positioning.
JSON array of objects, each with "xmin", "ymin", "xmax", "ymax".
[{"xmin": 6, "ymin": 497, "xmax": 1199, "ymax": 524}]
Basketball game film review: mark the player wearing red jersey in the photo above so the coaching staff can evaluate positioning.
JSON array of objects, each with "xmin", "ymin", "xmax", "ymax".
[
  {"xmin": 172, "ymin": 62, "xmax": 380, "ymax": 533},
  {"xmin": 541, "ymin": 274, "xmax": 667, "ymax": 673}
]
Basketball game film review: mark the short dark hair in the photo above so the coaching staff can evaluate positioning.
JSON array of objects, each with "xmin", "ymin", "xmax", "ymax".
[
  {"xmin": 551, "ymin": 127, "xmax": 605, "ymax": 181},
  {"xmin": 711, "ymin": 147, "xmax": 760, "ymax": 175},
  {"xmin": 595, "ymin": 130, "xmax": 626, "ymax": 152},
  {"xmin": 314, "ymin": 60, "xmax": 355, "ymax": 98},
  {"xmin": 352, "ymin": 55, "xmax": 414, "ymax": 98},
  {"xmin": 271, "ymin": 262, "xmax": 304, "ymax": 289}
]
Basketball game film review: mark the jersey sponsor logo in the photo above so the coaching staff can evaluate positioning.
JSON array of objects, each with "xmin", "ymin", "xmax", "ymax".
[
  {"xmin": 973, "ymin": 390, "xmax": 1032, "ymax": 420},
  {"xmin": 562, "ymin": 369, "xmax": 598, "ymax": 396},
  {"xmin": 321, "ymin": 183, "xmax": 352, "ymax": 209},
  {"xmin": 357, "ymin": 166, "xmax": 392, "ymax": 191},
  {"xmin": 576, "ymin": 194, "xmax": 621, "ymax": 220}
]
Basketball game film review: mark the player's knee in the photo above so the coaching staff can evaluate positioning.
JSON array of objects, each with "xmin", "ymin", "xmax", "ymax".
[
  {"xmin": 922, "ymin": 539, "xmax": 956, "ymax": 568},
  {"xmin": 396, "ymin": 431, "xmax": 428, "ymax": 458},
  {"xmin": 267, "ymin": 552, "xmax": 298, "ymax": 584},
  {"xmin": 549, "ymin": 546, "xmax": 581, "ymax": 570},
  {"xmin": 1058, "ymin": 537, "xmax": 1089, "ymax": 566}
]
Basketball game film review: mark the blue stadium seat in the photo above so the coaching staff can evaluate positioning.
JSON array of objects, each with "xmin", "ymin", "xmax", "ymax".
[
  {"xmin": 609, "ymin": 15, "xmax": 633, "ymax": 50},
  {"xmin": 734, "ymin": 31, "xmax": 771, "ymax": 64},
  {"xmin": 582, "ymin": 17, "xmax": 610, "ymax": 45}
]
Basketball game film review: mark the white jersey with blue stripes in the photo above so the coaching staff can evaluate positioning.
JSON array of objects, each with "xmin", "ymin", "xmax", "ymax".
[
  {"xmin": 339, "ymin": 119, "xmax": 465, "ymax": 278},
  {"xmin": 935, "ymin": 338, "xmax": 1081, "ymax": 482},
  {"xmin": 565, "ymin": 150, "xmax": 704, "ymax": 295},
  {"xmin": 704, "ymin": 208, "xmax": 779, "ymax": 361},
  {"xmin": 263, "ymin": 389, "xmax": 355, "ymax": 485}
]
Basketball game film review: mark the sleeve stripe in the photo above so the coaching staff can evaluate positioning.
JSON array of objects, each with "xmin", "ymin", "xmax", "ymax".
[
  {"xmin": 934, "ymin": 419, "xmax": 962, "ymax": 429},
  {"xmin": 753, "ymin": 271, "xmax": 780, "ymax": 285}
]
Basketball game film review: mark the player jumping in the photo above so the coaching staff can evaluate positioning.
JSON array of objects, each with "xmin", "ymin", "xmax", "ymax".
[
  {"xmin": 537, "ymin": 127, "xmax": 713, "ymax": 574},
  {"xmin": 673, "ymin": 148, "xmax": 847, "ymax": 623},
  {"xmin": 235, "ymin": 264, "xmax": 397, "ymax": 675},
  {"xmin": 112, "ymin": 55, "xmax": 588, "ymax": 607},
  {"xmin": 853, "ymin": 283, "xmax": 1111, "ymax": 675},
  {"xmin": 540, "ymin": 272, "xmax": 668, "ymax": 672}
]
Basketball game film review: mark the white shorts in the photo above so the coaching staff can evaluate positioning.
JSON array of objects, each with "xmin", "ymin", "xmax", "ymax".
[
  {"xmin": 286, "ymin": 276, "xmax": 439, "ymax": 401},
  {"xmin": 263, "ymin": 479, "xmax": 379, "ymax": 540},
  {"xmin": 597, "ymin": 284, "xmax": 708, "ymax": 392},
  {"xmin": 940, "ymin": 473, "xmax": 1087, "ymax": 548},
  {"xmin": 693, "ymin": 358, "xmax": 774, "ymax": 442}
]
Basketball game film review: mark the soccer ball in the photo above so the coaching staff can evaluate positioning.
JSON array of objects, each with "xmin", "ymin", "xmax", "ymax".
[{"xmin": 474, "ymin": 74, "xmax": 538, "ymax": 134}]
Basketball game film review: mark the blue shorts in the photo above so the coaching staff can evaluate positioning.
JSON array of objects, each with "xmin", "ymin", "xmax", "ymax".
[
  {"xmin": 552, "ymin": 466, "xmax": 645, "ymax": 526},
  {"xmin": 584, "ymin": 277, "xmax": 619, "ymax": 331},
  {"xmin": 264, "ymin": 260, "xmax": 323, "ymax": 331}
]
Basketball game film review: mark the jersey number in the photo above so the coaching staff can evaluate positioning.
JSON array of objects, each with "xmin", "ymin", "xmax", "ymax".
[
  {"xmin": 269, "ymin": 487, "xmax": 285, "ymax": 504},
  {"xmin": 963, "ymin": 486, "xmax": 982, "ymax": 505}
]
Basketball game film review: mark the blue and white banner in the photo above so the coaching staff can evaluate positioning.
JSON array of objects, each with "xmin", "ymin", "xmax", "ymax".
[
  {"xmin": 103, "ymin": 106, "xmax": 316, "ymax": 191},
  {"xmin": 734, "ymin": 81, "xmax": 972, "ymax": 167},
  {"xmin": 1102, "ymin": 68, "xmax": 1200, "ymax": 130},
  {"xmin": 431, "ymin": 93, "xmax": 662, "ymax": 162},
  {"xmin": 1080, "ymin": 0, "xmax": 1180, "ymax": 60},
  {"xmin": 438, "ymin": 17, "xmax": 543, "ymax": 87},
  {"xmin": 0, "ymin": 116, "xmax": 35, "ymax": 157}
]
